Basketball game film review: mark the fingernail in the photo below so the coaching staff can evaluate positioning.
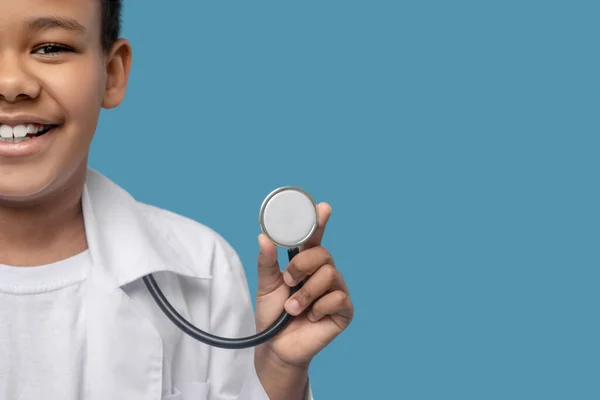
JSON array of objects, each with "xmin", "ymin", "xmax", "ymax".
[
  {"xmin": 283, "ymin": 271, "xmax": 295, "ymax": 286},
  {"xmin": 287, "ymin": 299, "xmax": 301, "ymax": 314}
]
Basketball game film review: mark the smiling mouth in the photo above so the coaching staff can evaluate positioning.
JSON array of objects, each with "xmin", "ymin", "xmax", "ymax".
[{"xmin": 0, "ymin": 124, "xmax": 59, "ymax": 143}]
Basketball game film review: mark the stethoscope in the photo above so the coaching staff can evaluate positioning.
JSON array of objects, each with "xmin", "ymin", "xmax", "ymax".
[{"xmin": 142, "ymin": 186, "xmax": 318, "ymax": 349}]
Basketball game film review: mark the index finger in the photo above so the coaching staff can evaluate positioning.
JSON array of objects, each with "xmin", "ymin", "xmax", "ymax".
[{"xmin": 301, "ymin": 202, "xmax": 332, "ymax": 251}]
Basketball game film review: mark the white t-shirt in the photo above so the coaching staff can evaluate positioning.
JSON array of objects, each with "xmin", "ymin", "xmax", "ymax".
[{"xmin": 0, "ymin": 250, "xmax": 90, "ymax": 399}]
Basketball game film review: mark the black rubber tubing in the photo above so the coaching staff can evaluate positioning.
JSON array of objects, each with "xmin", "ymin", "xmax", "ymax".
[{"xmin": 143, "ymin": 247, "xmax": 302, "ymax": 349}]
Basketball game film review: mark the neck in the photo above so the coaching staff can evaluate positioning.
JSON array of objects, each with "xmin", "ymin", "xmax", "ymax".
[{"xmin": 0, "ymin": 167, "xmax": 88, "ymax": 267}]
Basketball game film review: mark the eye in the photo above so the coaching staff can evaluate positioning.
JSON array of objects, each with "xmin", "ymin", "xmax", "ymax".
[{"xmin": 32, "ymin": 43, "xmax": 74, "ymax": 56}]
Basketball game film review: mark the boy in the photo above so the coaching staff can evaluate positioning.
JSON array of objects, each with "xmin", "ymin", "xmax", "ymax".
[{"xmin": 0, "ymin": 0, "xmax": 354, "ymax": 399}]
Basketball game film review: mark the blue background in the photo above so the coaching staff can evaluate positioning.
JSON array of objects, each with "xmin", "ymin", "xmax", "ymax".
[{"xmin": 90, "ymin": 1, "xmax": 599, "ymax": 399}]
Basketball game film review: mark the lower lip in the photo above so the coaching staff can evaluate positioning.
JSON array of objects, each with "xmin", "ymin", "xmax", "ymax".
[{"xmin": 0, "ymin": 128, "xmax": 58, "ymax": 157}]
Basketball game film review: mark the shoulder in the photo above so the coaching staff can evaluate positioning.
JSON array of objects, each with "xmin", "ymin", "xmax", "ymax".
[
  {"xmin": 135, "ymin": 201, "xmax": 243, "ymax": 277},
  {"xmin": 132, "ymin": 201, "xmax": 254, "ymax": 309},
  {"xmin": 138, "ymin": 201, "xmax": 227, "ymax": 247}
]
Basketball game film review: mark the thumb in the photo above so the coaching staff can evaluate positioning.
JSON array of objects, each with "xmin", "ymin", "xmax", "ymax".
[{"xmin": 256, "ymin": 234, "xmax": 282, "ymax": 296}]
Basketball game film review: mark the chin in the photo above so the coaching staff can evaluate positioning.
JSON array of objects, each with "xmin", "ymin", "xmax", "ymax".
[
  {"xmin": 0, "ymin": 169, "xmax": 60, "ymax": 203},
  {"xmin": 0, "ymin": 157, "xmax": 88, "ymax": 205}
]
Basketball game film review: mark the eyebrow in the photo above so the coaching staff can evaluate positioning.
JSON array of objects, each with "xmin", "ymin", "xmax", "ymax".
[{"xmin": 25, "ymin": 16, "xmax": 88, "ymax": 36}]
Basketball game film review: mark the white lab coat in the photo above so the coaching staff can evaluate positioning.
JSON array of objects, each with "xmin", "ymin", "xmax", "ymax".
[{"xmin": 80, "ymin": 168, "xmax": 314, "ymax": 399}]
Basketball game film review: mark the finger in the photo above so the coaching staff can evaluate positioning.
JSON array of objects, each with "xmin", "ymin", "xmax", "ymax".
[
  {"xmin": 301, "ymin": 202, "xmax": 332, "ymax": 251},
  {"xmin": 282, "ymin": 246, "xmax": 334, "ymax": 287},
  {"xmin": 307, "ymin": 290, "xmax": 354, "ymax": 327},
  {"xmin": 256, "ymin": 234, "xmax": 282, "ymax": 296},
  {"xmin": 284, "ymin": 264, "xmax": 342, "ymax": 316}
]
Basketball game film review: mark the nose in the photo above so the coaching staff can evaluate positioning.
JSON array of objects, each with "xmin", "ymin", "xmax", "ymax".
[{"xmin": 0, "ymin": 53, "xmax": 41, "ymax": 103}]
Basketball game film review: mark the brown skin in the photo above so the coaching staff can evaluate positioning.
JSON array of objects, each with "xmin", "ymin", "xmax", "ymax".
[
  {"xmin": 256, "ymin": 203, "xmax": 354, "ymax": 399},
  {"xmin": 0, "ymin": 1, "xmax": 354, "ymax": 398},
  {"xmin": 0, "ymin": 0, "xmax": 128, "ymax": 266}
]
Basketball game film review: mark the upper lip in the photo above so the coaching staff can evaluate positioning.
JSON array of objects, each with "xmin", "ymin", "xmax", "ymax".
[{"xmin": 0, "ymin": 114, "xmax": 59, "ymax": 126}]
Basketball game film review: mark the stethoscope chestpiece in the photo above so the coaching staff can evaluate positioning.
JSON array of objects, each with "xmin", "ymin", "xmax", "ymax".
[{"xmin": 259, "ymin": 186, "xmax": 318, "ymax": 249}]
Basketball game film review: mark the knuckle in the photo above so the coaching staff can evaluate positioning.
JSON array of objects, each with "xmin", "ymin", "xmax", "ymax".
[
  {"xmin": 335, "ymin": 290, "xmax": 349, "ymax": 305},
  {"xmin": 318, "ymin": 246, "xmax": 332, "ymax": 261},
  {"xmin": 311, "ymin": 304, "xmax": 323, "ymax": 317},
  {"xmin": 322, "ymin": 264, "xmax": 337, "ymax": 281},
  {"xmin": 312, "ymin": 299, "xmax": 325, "ymax": 313},
  {"xmin": 297, "ymin": 287, "xmax": 313, "ymax": 304},
  {"xmin": 286, "ymin": 261, "xmax": 303, "ymax": 279},
  {"xmin": 296, "ymin": 254, "xmax": 312, "ymax": 270}
]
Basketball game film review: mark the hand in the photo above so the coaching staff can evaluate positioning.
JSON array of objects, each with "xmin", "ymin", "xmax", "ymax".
[{"xmin": 254, "ymin": 203, "xmax": 354, "ymax": 370}]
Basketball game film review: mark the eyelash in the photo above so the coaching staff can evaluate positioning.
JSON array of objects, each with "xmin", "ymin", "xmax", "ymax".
[{"xmin": 33, "ymin": 43, "xmax": 74, "ymax": 56}]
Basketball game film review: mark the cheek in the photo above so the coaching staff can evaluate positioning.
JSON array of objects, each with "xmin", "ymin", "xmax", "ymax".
[
  {"xmin": 39, "ymin": 59, "xmax": 106, "ymax": 183},
  {"xmin": 41, "ymin": 60, "xmax": 106, "ymax": 140},
  {"xmin": 63, "ymin": 64, "xmax": 105, "ymax": 135}
]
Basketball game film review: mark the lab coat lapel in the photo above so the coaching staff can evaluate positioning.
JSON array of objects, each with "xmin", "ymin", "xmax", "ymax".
[
  {"xmin": 84, "ymin": 274, "xmax": 164, "ymax": 399},
  {"xmin": 80, "ymin": 169, "xmax": 190, "ymax": 399}
]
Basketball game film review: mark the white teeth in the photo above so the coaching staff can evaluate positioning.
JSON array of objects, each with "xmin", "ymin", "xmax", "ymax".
[
  {"xmin": 0, "ymin": 123, "xmax": 52, "ymax": 139},
  {"xmin": 0, "ymin": 125, "xmax": 11, "ymax": 138},
  {"xmin": 13, "ymin": 125, "xmax": 27, "ymax": 138}
]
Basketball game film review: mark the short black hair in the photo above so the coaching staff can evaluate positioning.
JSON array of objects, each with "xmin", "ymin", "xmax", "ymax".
[{"xmin": 101, "ymin": 0, "xmax": 122, "ymax": 52}]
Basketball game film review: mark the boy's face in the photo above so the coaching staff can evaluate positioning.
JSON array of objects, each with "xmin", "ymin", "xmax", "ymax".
[{"xmin": 0, "ymin": 0, "xmax": 131, "ymax": 202}]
